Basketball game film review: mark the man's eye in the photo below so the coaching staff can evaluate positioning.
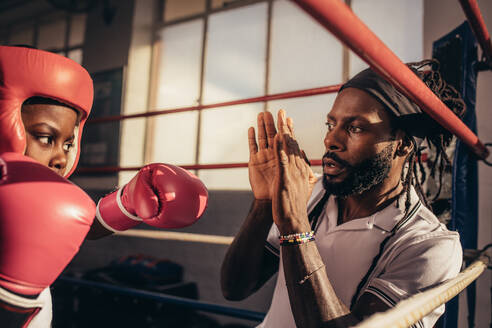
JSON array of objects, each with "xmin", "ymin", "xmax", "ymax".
[
  {"xmin": 37, "ymin": 136, "xmax": 53, "ymax": 145},
  {"xmin": 63, "ymin": 142, "xmax": 74, "ymax": 151},
  {"xmin": 325, "ymin": 122, "xmax": 335, "ymax": 131},
  {"xmin": 348, "ymin": 125, "xmax": 362, "ymax": 133}
]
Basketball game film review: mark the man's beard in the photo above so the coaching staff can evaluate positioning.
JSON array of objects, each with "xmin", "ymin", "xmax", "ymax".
[{"xmin": 322, "ymin": 144, "xmax": 394, "ymax": 197}]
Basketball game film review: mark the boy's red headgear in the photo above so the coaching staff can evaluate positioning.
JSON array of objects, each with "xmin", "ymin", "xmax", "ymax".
[{"xmin": 0, "ymin": 46, "xmax": 93, "ymax": 177}]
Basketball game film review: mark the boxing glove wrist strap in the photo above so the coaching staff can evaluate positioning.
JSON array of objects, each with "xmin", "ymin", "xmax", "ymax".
[
  {"xmin": 95, "ymin": 186, "xmax": 142, "ymax": 232},
  {"xmin": 0, "ymin": 285, "xmax": 43, "ymax": 310},
  {"xmin": 0, "ymin": 286, "xmax": 44, "ymax": 327}
]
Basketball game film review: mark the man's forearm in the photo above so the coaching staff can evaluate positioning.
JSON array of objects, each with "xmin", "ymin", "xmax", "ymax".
[
  {"xmin": 221, "ymin": 199, "xmax": 278, "ymax": 300},
  {"xmin": 282, "ymin": 241, "xmax": 359, "ymax": 328}
]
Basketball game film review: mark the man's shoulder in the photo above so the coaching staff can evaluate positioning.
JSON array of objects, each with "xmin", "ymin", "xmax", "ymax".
[{"xmin": 389, "ymin": 203, "xmax": 461, "ymax": 259}]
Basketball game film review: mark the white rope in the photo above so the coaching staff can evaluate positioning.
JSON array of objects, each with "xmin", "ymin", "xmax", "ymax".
[
  {"xmin": 352, "ymin": 257, "xmax": 488, "ymax": 328},
  {"xmin": 114, "ymin": 229, "xmax": 234, "ymax": 245}
]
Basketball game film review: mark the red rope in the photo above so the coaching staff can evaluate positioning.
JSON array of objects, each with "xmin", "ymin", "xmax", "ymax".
[
  {"xmin": 75, "ymin": 160, "xmax": 323, "ymax": 173},
  {"xmin": 293, "ymin": 0, "xmax": 489, "ymax": 161},
  {"xmin": 458, "ymin": 0, "xmax": 492, "ymax": 62},
  {"xmin": 88, "ymin": 84, "xmax": 341, "ymax": 124}
]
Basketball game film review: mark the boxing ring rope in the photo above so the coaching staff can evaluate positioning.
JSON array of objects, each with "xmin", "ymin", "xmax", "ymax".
[
  {"xmin": 76, "ymin": 159, "xmax": 324, "ymax": 173},
  {"xmin": 458, "ymin": 0, "xmax": 492, "ymax": 63},
  {"xmin": 55, "ymin": 276, "xmax": 266, "ymax": 322},
  {"xmin": 353, "ymin": 255, "xmax": 490, "ymax": 328},
  {"xmin": 115, "ymin": 230, "xmax": 234, "ymax": 245},
  {"xmin": 293, "ymin": 0, "xmax": 490, "ymax": 161},
  {"xmin": 87, "ymin": 84, "xmax": 342, "ymax": 124}
]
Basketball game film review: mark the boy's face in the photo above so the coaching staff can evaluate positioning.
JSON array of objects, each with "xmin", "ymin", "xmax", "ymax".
[{"xmin": 21, "ymin": 103, "xmax": 78, "ymax": 176}]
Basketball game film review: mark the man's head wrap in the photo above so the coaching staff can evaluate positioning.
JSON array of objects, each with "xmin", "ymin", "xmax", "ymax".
[{"xmin": 340, "ymin": 67, "xmax": 436, "ymax": 145}]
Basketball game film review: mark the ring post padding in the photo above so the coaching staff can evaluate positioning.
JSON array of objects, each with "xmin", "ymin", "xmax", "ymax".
[{"xmin": 458, "ymin": 0, "xmax": 492, "ymax": 63}]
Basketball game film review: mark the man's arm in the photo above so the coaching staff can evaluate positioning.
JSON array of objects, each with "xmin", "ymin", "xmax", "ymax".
[
  {"xmin": 272, "ymin": 111, "xmax": 389, "ymax": 327},
  {"xmin": 221, "ymin": 110, "xmax": 315, "ymax": 301},
  {"xmin": 282, "ymin": 242, "xmax": 390, "ymax": 327},
  {"xmin": 221, "ymin": 199, "xmax": 279, "ymax": 300},
  {"xmin": 221, "ymin": 111, "xmax": 280, "ymax": 300}
]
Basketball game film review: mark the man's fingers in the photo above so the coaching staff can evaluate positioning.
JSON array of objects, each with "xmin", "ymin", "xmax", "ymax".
[
  {"xmin": 301, "ymin": 150, "xmax": 311, "ymax": 166},
  {"xmin": 277, "ymin": 109, "xmax": 290, "ymax": 136},
  {"xmin": 274, "ymin": 134, "xmax": 289, "ymax": 167},
  {"xmin": 248, "ymin": 127, "xmax": 258, "ymax": 155},
  {"xmin": 287, "ymin": 117, "xmax": 295, "ymax": 137},
  {"xmin": 257, "ymin": 112, "xmax": 267, "ymax": 149},
  {"xmin": 264, "ymin": 111, "xmax": 277, "ymax": 148}
]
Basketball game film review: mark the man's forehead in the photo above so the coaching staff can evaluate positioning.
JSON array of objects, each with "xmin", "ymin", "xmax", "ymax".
[{"xmin": 327, "ymin": 88, "xmax": 391, "ymax": 123}]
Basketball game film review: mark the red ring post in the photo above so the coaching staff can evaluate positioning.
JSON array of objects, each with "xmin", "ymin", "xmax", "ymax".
[
  {"xmin": 294, "ymin": 0, "xmax": 490, "ymax": 160},
  {"xmin": 458, "ymin": 0, "xmax": 492, "ymax": 63}
]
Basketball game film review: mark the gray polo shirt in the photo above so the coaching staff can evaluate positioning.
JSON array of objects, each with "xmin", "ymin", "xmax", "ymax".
[{"xmin": 261, "ymin": 179, "xmax": 462, "ymax": 328}]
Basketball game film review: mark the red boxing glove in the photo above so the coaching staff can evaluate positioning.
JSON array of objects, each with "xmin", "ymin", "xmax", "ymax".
[
  {"xmin": 96, "ymin": 163, "xmax": 208, "ymax": 232},
  {"xmin": 0, "ymin": 153, "xmax": 95, "ymax": 324}
]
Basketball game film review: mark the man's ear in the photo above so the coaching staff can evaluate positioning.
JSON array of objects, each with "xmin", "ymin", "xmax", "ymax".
[{"xmin": 396, "ymin": 134, "xmax": 414, "ymax": 157}]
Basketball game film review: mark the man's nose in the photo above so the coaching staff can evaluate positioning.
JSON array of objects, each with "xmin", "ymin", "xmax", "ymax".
[{"xmin": 324, "ymin": 129, "xmax": 344, "ymax": 152}]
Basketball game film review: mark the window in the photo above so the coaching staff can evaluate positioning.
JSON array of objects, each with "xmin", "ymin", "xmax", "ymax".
[
  {"xmin": 148, "ymin": 0, "xmax": 423, "ymax": 190},
  {"xmin": 4, "ymin": 13, "xmax": 87, "ymax": 64}
]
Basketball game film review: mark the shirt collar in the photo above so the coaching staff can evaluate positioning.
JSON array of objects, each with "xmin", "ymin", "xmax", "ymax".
[{"xmin": 317, "ymin": 185, "xmax": 421, "ymax": 233}]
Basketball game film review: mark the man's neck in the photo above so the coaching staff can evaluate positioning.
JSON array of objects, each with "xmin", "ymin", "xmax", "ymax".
[{"xmin": 337, "ymin": 178, "xmax": 404, "ymax": 225}]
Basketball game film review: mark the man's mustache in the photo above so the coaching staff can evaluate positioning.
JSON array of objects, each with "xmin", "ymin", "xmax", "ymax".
[{"xmin": 323, "ymin": 152, "xmax": 351, "ymax": 168}]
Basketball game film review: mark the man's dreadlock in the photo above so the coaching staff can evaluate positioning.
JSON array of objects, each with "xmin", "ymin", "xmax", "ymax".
[{"xmin": 400, "ymin": 59, "xmax": 466, "ymax": 214}]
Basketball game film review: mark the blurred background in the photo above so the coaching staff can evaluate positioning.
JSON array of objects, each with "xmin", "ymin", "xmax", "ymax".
[{"xmin": 0, "ymin": 0, "xmax": 490, "ymax": 327}]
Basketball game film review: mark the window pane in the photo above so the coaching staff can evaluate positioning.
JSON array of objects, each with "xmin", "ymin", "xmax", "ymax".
[
  {"xmin": 199, "ymin": 168, "xmax": 250, "ymax": 190},
  {"xmin": 269, "ymin": 0, "xmax": 343, "ymax": 93},
  {"xmin": 203, "ymin": 3, "xmax": 267, "ymax": 104},
  {"xmin": 199, "ymin": 103, "xmax": 262, "ymax": 164},
  {"xmin": 164, "ymin": 0, "xmax": 206, "ymax": 22},
  {"xmin": 68, "ymin": 48, "xmax": 83, "ymax": 64},
  {"xmin": 8, "ymin": 27, "xmax": 34, "ymax": 46},
  {"xmin": 150, "ymin": 111, "xmax": 199, "ymax": 165},
  {"xmin": 267, "ymin": 93, "xmax": 338, "ymax": 176},
  {"xmin": 38, "ymin": 19, "xmax": 66, "ymax": 50},
  {"xmin": 350, "ymin": 0, "xmax": 423, "ymax": 77},
  {"xmin": 155, "ymin": 20, "xmax": 203, "ymax": 109},
  {"xmin": 69, "ymin": 14, "xmax": 86, "ymax": 46}
]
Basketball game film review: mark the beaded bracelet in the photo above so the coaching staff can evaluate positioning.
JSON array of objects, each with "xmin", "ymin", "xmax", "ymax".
[{"xmin": 279, "ymin": 231, "xmax": 315, "ymax": 246}]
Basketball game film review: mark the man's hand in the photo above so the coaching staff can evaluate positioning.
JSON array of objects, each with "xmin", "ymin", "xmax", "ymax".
[
  {"xmin": 248, "ymin": 111, "xmax": 278, "ymax": 200},
  {"xmin": 272, "ymin": 110, "xmax": 315, "ymax": 234},
  {"xmin": 248, "ymin": 110, "xmax": 314, "ymax": 201}
]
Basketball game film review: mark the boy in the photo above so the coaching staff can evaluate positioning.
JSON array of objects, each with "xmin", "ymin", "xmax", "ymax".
[{"xmin": 0, "ymin": 45, "xmax": 208, "ymax": 327}]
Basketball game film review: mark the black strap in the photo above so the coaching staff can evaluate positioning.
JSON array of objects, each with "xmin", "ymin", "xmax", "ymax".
[
  {"xmin": 349, "ymin": 201, "xmax": 421, "ymax": 310},
  {"xmin": 308, "ymin": 191, "xmax": 330, "ymax": 232}
]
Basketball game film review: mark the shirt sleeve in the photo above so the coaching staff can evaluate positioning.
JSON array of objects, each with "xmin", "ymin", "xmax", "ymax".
[
  {"xmin": 364, "ymin": 233, "xmax": 463, "ymax": 328},
  {"xmin": 265, "ymin": 223, "xmax": 280, "ymax": 257}
]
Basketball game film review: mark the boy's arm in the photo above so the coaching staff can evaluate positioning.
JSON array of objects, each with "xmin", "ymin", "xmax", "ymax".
[{"xmin": 86, "ymin": 163, "xmax": 208, "ymax": 239}]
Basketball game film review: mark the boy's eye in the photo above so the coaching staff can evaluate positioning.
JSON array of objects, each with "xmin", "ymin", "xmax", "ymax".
[
  {"xmin": 63, "ymin": 142, "xmax": 74, "ymax": 152},
  {"xmin": 37, "ymin": 136, "xmax": 53, "ymax": 145}
]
